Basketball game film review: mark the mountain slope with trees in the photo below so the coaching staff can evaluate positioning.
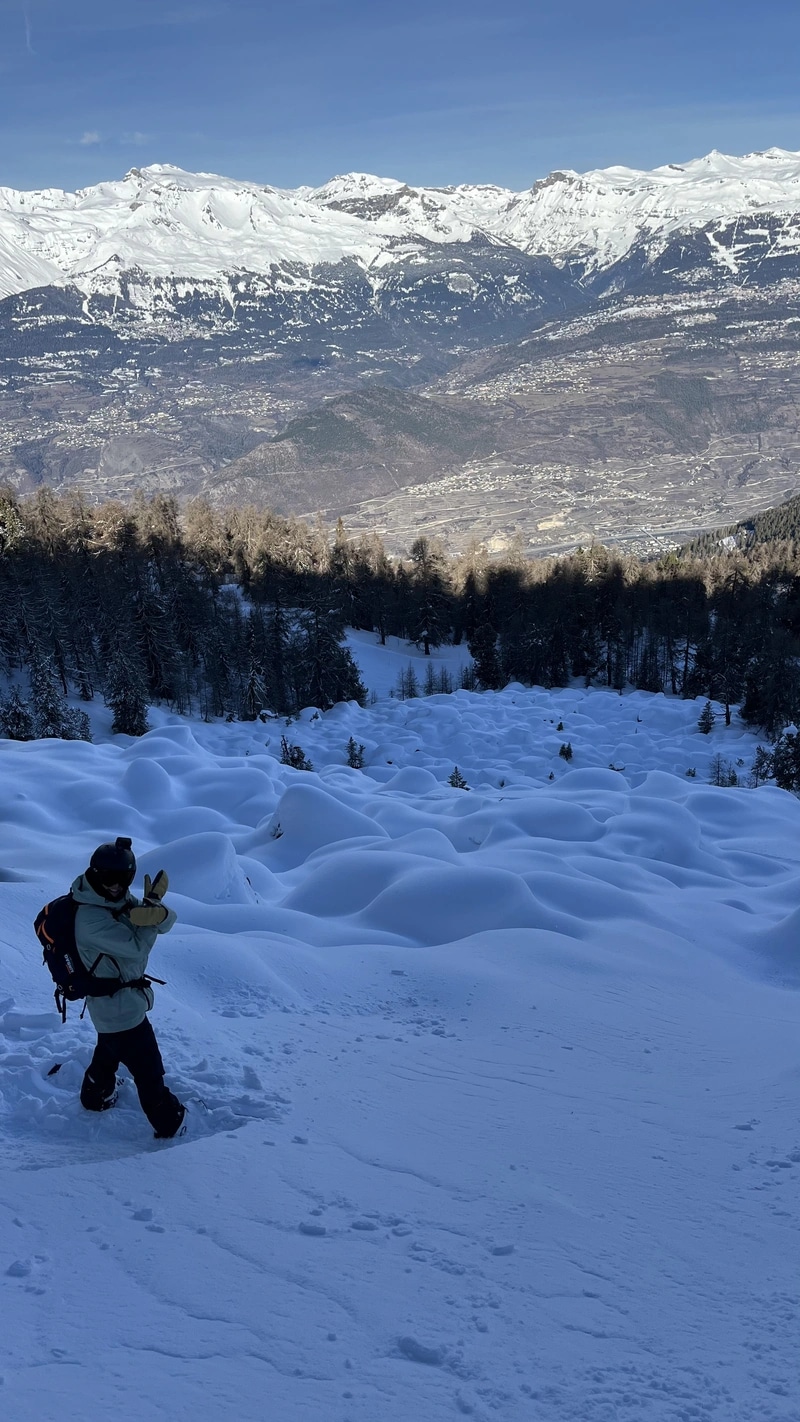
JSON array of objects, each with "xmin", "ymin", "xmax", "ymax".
[{"xmin": 5, "ymin": 489, "xmax": 800, "ymax": 754}]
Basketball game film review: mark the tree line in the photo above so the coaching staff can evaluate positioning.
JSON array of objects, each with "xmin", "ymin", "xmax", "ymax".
[{"xmin": 3, "ymin": 486, "xmax": 800, "ymax": 748}]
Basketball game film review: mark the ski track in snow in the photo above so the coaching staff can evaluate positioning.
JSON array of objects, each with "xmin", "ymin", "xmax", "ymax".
[{"xmin": 1, "ymin": 650, "xmax": 800, "ymax": 1420}]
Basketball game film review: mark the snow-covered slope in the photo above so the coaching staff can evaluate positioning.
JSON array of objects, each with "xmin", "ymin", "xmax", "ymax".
[
  {"xmin": 3, "ymin": 148, "xmax": 800, "ymax": 301},
  {"xmin": 497, "ymin": 146, "xmax": 800, "ymax": 267},
  {"xmin": 1, "ymin": 659, "xmax": 800, "ymax": 1420}
]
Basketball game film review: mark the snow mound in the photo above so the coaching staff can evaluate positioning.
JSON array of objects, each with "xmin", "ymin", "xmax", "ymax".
[
  {"xmin": 0, "ymin": 675, "xmax": 799, "ymax": 1422},
  {"xmin": 139, "ymin": 833, "xmax": 257, "ymax": 906}
]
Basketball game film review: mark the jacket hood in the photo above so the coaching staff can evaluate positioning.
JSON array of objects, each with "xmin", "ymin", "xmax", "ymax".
[{"xmin": 71, "ymin": 873, "xmax": 132, "ymax": 910}]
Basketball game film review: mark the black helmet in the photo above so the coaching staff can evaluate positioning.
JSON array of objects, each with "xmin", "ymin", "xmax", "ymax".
[{"xmin": 87, "ymin": 836, "xmax": 136, "ymax": 898}]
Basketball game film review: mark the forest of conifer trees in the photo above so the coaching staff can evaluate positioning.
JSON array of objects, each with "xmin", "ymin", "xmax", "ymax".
[{"xmin": 3, "ymin": 486, "xmax": 800, "ymax": 762}]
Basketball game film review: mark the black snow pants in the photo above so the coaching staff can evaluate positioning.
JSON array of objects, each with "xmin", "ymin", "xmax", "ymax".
[{"xmin": 81, "ymin": 1017, "xmax": 185, "ymax": 1138}]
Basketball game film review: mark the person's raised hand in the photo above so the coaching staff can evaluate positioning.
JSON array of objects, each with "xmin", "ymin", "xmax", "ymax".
[{"xmin": 143, "ymin": 870, "xmax": 168, "ymax": 903}]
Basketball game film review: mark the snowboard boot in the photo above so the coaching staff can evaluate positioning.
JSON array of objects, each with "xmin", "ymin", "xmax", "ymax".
[
  {"xmin": 153, "ymin": 1099, "xmax": 186, "ymax": 1140},
  {"xmin": 80, "ymin": 1071, "xmax": 118, "ymax": 1113}
]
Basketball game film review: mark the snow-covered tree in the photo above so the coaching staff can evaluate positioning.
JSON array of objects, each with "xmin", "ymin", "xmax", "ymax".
[
  {"xmin": 0, "ymin": 687, "xmax": 36, "ymax": 741},
  {"xmin": 29, "ymin": 646, "xmax": 69, "ymax": 738},
  {"xmin": 105, "ymin": 645, "xmax": 149, "ymax": 736}
]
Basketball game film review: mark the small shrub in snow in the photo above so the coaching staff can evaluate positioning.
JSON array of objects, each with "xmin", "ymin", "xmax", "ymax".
[
  {"xmin": 280, "ymin": 735, "xmax": 313, "ymax": 771},
  {"xmin": 685, "ymin": 767, "xmax": 697, "ymax": 777},
  {"xmin": 448, "ymin": 766, "xmax": 469, "ymax": 789},
  {"xmin": 698, "ymin": 700, "xmax": 716, "ymax": 734},
  {"xmin": 346, "ymin": 737, "xmax": 366, "ymax": 769},
  {"xmin": 559, "ymin": 742, "xmax": 573, "ymax": 762},
  {"xmin": 62, "ymin": 707, "xmax": 92, "ymax": 742},
  {"xmin": 709, "ymin": 754, "xmax": 738, "ymax": 787},
  {"xmin": 557, "ymin": 721, "xmax": 564, "ymax": 732}
]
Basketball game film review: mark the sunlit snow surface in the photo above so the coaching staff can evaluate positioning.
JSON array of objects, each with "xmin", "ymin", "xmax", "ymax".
[
  {"xmin": 4, "ymin": 148, "xmax": 800, "ymax": 298},
  {"xmin": 1, "ymin": 644, "xmax": 800, "ymax": 1421}
]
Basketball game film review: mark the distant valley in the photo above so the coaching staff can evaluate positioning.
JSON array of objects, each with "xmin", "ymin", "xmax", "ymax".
[{"xmin": 2, "ymin": 152, "xmax": 800, "ymax": 553}]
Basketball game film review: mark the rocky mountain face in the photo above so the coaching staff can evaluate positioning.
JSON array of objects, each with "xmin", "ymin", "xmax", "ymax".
[{"xmin": 2, "ymin": 150, "xmax": 800, "ymax": 553}]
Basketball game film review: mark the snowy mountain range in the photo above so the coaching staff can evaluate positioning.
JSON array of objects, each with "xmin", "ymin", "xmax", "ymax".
[
  {"xmin": 4, "ymin": 146, "xmax": 800, "ymax": 300},
  {"xmin": 3, "ymin": 148, "xmax": 800, "ymax": 301},
  {"xmin": 4, "ymin": 148, "xmax": 800, "ymax": 553}
]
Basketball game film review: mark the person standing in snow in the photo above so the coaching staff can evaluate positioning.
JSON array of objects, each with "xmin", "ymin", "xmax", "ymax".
[{"xmin": 73, "ymin": 836, "xmax": 186, "ymax": 1139}]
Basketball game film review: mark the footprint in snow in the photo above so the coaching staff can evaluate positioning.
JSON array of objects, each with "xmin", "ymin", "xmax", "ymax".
[{"xmin": 0, "ymin": 1016, "xmax": 288, "ymax": 1166}]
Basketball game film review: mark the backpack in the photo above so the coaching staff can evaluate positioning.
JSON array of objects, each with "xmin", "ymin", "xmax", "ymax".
[{"xmin": 34, "ymin": 892, "xmax": 130, "ymax": 1022}]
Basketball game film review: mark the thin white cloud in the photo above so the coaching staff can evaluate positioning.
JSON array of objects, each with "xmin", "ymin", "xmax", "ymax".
[
  {"xmin": 121, "ymin": 131, "xmax": 151, "ymax": 146},
  {"xmin": 23, "ymin": 0, "xmax": 34, "ymax": 53},
  {"xmin": 79, "ymin": 130, "xmax": 101, "ymax": 146}
]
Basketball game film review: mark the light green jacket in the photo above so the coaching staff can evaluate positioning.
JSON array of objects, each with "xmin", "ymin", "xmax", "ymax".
[{"xmin": 72, "ymin": 874, "xmax": 177, "ymax": 1033}]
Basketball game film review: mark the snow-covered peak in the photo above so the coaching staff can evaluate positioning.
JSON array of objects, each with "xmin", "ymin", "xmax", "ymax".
[
  {"xmin": 498, "ymin": 147, "xmax": 800, "ymax": 267},
  {"xmin": 2, "ymin": 148, "xmax": 800, "ymax": 301},
  {"xmin": 309, "ymin": 172, "xmax": 407, "ymax": 202}
]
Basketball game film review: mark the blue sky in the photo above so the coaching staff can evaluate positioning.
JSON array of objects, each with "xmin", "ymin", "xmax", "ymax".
[{"xmin": 2, "ymin": 0, "xmax": 800, "ymax": 191}]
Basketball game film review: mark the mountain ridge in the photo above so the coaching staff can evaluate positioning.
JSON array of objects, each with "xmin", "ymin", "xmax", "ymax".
[
  {"xmin": 4, "ymin": 147, "xmax": 800, "ymax": 555},
  {"xmin": 4, "ymin": 148, "xmax": 800, "ymax": 303}
]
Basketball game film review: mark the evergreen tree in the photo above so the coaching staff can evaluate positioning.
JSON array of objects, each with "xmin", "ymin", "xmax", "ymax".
[
  {"xmin": 395, "ymin": 664, "xmax": 420, "ymax": 700},
  {"xmin": 468, "ymin": 620, "xmax": 503, "ymax": 690},
  {"xmin": 62, "ymin": 706, "xmax": 92, "ymax": 742},
  {"xmin": 741, "ymin": 630, "xmax": 800, "ymax": 737},
  {"xmin": 265, "ymin": 596, "xmax": 290, "ymax": 713},
  {"xmin": 297, "ymin": 595, "xmax": 366, "ymax": 710},
  {"xmin": 105, "ymin": 644, "xmax": 149, "ymax": 736},
  {"xmin": 748, "ymin": 745, "xmax": 774, "ymax": 788},
  {"xmin": 280, "ymin": 735, "xmax": 313, "ymax": 770},
  {"xmin": 201, "ymin": 608, "xmax": 237, "ymax": 720},
  {"xmin": 407, "ymin": 536, "xmax": 451, "ymax": 656},
  {"xmin": 28, "ymin": 645, "xmax": 69, "ymax": 738},
  {"xmin": 709, "ymin": 753, "xmax": 739, "ymax": 787},
  {"xmin": 772, "ymin": 732, "xmax": 800, "ymax": 791},
  {"xmin": 0, "ymin": 687, "xmax": 36, "ymax": 740},
  {"xmin": 698, "ymin": 700, "xmax": 716, "ymax": 734},
  {"xmin": 240, "ymin": 612, "xmax": 270, "ymax": 720},
  {"xmin": 346, "ymin": 736, "xmax": 366, "ymax": 769}
]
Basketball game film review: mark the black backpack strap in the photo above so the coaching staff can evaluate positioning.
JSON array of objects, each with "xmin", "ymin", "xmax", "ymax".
[{"xmin": 73, "ymin": 906, "xmax": 168, "ymax": 1011}]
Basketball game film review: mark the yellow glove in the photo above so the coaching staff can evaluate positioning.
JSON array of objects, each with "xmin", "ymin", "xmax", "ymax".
[
  {"xmin": 143, "ymin": 870, "xmax": 169, "ymax": 902},
  {"xmin": 129, "ymin": 904, "xmax": 169, "ymax": 927}
]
